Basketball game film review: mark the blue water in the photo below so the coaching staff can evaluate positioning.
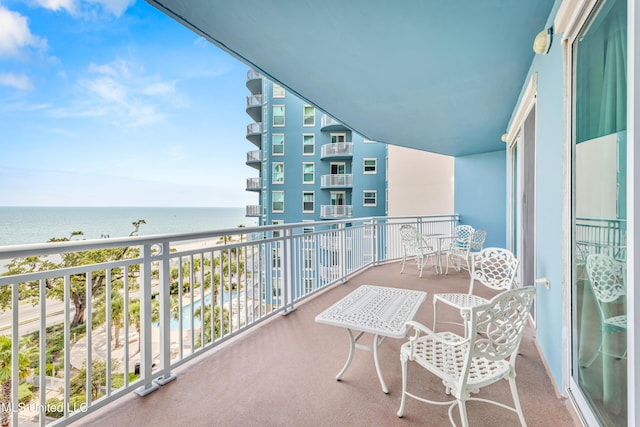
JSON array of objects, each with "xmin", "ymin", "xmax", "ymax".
[
  {"xmin": 0, "ymin": 206, "xmax": 257, "ymax": 246},
  {"xmin": 159, "ymin": 291, "xmax": 239, "ymax": 330}
]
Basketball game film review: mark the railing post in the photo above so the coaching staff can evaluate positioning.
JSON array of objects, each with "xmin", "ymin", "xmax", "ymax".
[
  {"xmin": 135, "ymin": 244, "xmax": 160, "ymax": 396},
  {"xmin": 340, "ymin": 223, "xmax": 348, "ymax": 282},
  {"xmin": 155, "ymin": 242, "xmax": 176, "ymax": 386},
  {"xmin": 372, "ymin": 219, "xmax": 379, "ymax": 266},
  {"xmin": 282, "ymin": 229, "xmax": 296, "ymax": 315}
]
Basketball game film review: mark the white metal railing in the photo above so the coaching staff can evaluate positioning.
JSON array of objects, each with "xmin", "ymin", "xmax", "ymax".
[
  {"xmin": 575, "ymin": 217, "xmax": 627, "ymax": 261},
  {"xmin": 246, "ymin": 177, "xmax": 261, "ymax": 190},
  {"xmin": 0, "ymin": 215, "xmax": 458, "ymax": 426},
  {"xmin": 246, "ymin": 69, "xmax": 262, "ymax": 81},
  {"xmin": 321, "ymin": 114, "xmax": 342, "ymax": 128},
  {"xmin": 320, "ymin": 142, "xmax": 353, "ymax": 157},
  {"xmin": 320, "ymin": 205, "xmax": 352, "ymax": 218},
  {"xmin": 246, "ymin": 205, "xmax": 261, "ymax": 217},
  {"xmin": 246, "ymin": 150, "xmax": 261, "ymax": 163},
  {"xmin": 246, "ymin": 94, "xmax": 262, "ymax": 107},
  {"xmin": 320, "ymin": 174, "xmax": 353, "ymax": 188},
  {"xmin": 246, "ymin": 122, "xmax": 263, "ymax": 135}
]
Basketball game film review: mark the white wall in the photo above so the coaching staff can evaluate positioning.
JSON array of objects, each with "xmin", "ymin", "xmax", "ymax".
[{"xmin": 386, "ymin": 145, "xmax": 454, "ymax": 216}]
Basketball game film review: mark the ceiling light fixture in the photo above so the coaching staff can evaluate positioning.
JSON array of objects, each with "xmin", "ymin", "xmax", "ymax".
[{"xmin": 533, "ymin": 27, "xmax": 553, "ymax": 55}]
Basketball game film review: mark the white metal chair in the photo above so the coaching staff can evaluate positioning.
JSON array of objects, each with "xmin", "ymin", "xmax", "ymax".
[
  {"xmin": 581, "ymin": 253, "xmax": 627, "ymax": 368},
  {"xmin": 445, "ymin": 229, "xmax": 487, "ymax": 274},
  {"xmin": 443, "ymin": 225, "xmax": 475, "ymax": 274},
  {"xmin": 399, "ymin": 224, "xmax": 436, "ymax": 278},
  {"xmin": 397, "ymin": 287, "xmax": 536, "ymax": 427},
  {"xmin": 434, "ymin": 247, "xmax": 519, "ymax": 333}
]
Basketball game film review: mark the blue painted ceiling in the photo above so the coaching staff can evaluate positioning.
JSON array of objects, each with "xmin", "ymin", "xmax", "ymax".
[{"xmin": 147, "ymin": 0, "xmax": 555, "ymax": 157}]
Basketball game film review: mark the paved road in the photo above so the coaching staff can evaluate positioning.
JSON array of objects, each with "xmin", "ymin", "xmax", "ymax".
[{"xmin": 0, "ymin": 299, "xmax": 70, "ymax": 336}]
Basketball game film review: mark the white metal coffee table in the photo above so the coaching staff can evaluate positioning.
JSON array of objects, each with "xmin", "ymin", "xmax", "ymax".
[{"xmin": 315, "ymin": 285, "xmax": 427, "ymax": 393}]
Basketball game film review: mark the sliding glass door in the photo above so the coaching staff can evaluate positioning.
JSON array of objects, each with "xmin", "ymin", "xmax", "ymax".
[{"xmin": 571, "ymin": 0, "xmax": 627, "ymax": 424}]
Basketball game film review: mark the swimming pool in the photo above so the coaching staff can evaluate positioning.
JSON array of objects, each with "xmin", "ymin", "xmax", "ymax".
[{"xmin": 154, "ymin": 291, "xmax": 239, "ymax": 330}]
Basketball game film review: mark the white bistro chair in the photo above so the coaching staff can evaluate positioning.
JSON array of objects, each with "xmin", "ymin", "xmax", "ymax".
[
  {"xmin": 397, "ymin": 287, "xmax": 536, "ymax": 426},
  {"xmin": 399, "ymin": 224, "xmax": 437, "ymax": 278},
  {"xmin": 434, "ymin": 247, "xmax": 519, "ymax": 333},
  {"xmin": 582, "ymin": 253, "xmax": 627, "ymax": 367},
  {"xmin": 445, "ymin": 229, "xmax": 487, "ymax": 274},
  {"xmin": 443, "ymin": 225, "xmax": 474, "ymax": 273}
]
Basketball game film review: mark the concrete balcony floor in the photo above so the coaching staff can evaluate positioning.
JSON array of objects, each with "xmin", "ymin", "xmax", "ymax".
[{"xmin": 81, "ymin": 262, "xmax": 579, "ymax": 427}]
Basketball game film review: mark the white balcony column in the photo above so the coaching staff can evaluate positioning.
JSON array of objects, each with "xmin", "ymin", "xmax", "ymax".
[{"xmin": 135, "ymin": 244, "xmax": 160, "ymax": 396}]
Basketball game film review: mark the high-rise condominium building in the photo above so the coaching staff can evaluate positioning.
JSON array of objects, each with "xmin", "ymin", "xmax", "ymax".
[{"xmin": 244, "ymin": 69, "xmax": 388, "ymax": 227}]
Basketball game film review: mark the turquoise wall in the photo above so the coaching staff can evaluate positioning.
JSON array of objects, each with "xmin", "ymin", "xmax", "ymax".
[
  {"xmin": 454, "ymin": 150, "xmax": 507, "ymax": 248},
  {"xmin": 522, "ymin": 26, "xmax": 565, "ymax": 390}
]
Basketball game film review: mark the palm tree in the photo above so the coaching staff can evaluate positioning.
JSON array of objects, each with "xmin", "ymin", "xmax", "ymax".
[
  {"xmin": 93, "ymin": 289, "xmax": 126, "ymax": 349},
  {"xmin": 0, "ymin": 336, "xmax": 33, "ymax": 426}
]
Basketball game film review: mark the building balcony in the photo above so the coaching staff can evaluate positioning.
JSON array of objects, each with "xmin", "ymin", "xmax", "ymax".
[
  {"xmin": 320, "ymin": 142, "xmax": 353, "ymax": 159},
  {"xmin": 321, "ymin": 174, "xmax": 353, "ymax": 189},
  {"xmin": 246, "ymin": 177, "xmax": 261, "ymax": 191},
  {"xmin": 320, "ymin": 204, "xmax": 352, "ymax": 219},
  {"xmin": 0, "ymin": 215, "xmax": 577, "ymax": 426},
  {"xmin": 246, "ymin": 122, "xmax": 263, "ymax": 147},
  {"xmin": 246, "ymin": 204, "xmax": 261, "ymax": 216},
  {"xmin": 246, "ymin": 94, "xmax": 263, "ymax": 122},
  {"xmin": 246, "ymin": 150, "xmax": 261, "ymax": 169},
  {"xmin": 320, "ymin": 114, "xmax": 349, "ymax": 132},
  {"xmin": 246, "ymin": 69, "xmax": 262, "ymax": 94}
]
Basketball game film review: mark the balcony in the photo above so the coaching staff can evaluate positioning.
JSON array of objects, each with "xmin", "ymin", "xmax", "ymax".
[
  {"xmin": 245, "ymin": 204, "xmax": 261, "ymax": 217},
  {"xmin": 246, "ymin": 149, "xmax": 261, "ymax": 169},
  {"xmin": 246, "ymin": 69, "xmax": 262, "ymax": 94},
  {"xmin": 320, "ymin": 114, "xmax": 349, "ymax": 132},
  {"xmin": 0, "ymin": 216, "xmax": 578, "ymax": 426},
  {"xmin": 320, "ymin": 142, "xmax": 353, "ymax": 159},
  {"xmin": 246, "ymin": 122, "xmax": 263, "ymax": 147},
  {"xmin": 320, "ymin": 204, "xmax": 352, "ymax": 219},
  {"xmin": 245, "ymin": 94, "xmax": 263, "ymax": 122},
  {"xmin": 321, "ymin": 174, "xmax": 353, "ymax": 189},
  {"xmin": 246, "ymin": 177, "xmax": 261, "ymax": 191}
]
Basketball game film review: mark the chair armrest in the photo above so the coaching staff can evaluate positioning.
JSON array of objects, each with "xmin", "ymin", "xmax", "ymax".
[{"xmin": 404, "ymin": 321, "xmax": 467, "ymax": 346}]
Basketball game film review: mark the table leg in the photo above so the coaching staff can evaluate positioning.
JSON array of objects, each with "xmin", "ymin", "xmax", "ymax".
[
  {"xmin": 373, "ymin": 334, "xmax": 389, "ymax": 393},
  {"xmin": 336, "ymin": 329, "xmax": 364, "ymax": 381}
]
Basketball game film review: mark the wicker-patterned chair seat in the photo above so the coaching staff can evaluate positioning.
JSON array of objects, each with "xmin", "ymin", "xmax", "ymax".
[
  {"xmin": 434, "ymin": 247, "xmax": 519, "ymax": 334},
  {"xmin": 398, "ymin": 287, "xmax": 536, "ymax": 427}
]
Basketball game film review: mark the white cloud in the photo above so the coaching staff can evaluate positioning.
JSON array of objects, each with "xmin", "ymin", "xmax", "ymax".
[
  {"xmin": 0, "ymin": 73, "xmax": 34, "ymax": 90},
  {"xmin": 33, "ymin": 0, "xmax": 135, "ymax": 18},
  {"xmin": 86, "ymin": 0, "xmax": 136, "ymax": 18},
  {"xmin": 0, "ymin": 6, "xmax": 46, "ymax": 56},
  {"xmin": 66, "ymin": 59, "xmax": 174, "ymax": 127},
  {"xmin": 32, "ymin": 0, "xmax": 77, "ymax": 14}
]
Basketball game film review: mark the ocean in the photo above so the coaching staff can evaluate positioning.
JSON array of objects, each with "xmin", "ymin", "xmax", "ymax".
[{"xmin": 0, "ymin": 207, "xmax": 256, "ymax": 247}]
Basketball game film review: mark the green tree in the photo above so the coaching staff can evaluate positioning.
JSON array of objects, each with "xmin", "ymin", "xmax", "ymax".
[
  {"xmin": 0, "ymin": 336, "xmax": 34, "ymax": 427},
  {"xmin": 92, "ymin": 288, "xmax": 126, "ymax": 349},
  {"xmin": 69, "ymin": 359, "xmax": 119, "ymax": 401},
  {"xmin": 0, "ymin": 221, "xmax": 145, "ymax": 328}
]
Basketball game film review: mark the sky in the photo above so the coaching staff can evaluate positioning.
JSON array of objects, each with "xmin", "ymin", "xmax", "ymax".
[{"xmin": 0, "ymin": 0, "xmax": 256, "ymax": 207}]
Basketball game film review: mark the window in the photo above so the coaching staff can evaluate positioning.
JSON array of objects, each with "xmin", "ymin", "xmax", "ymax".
[
  {"xmin": 303, "ymin": 134, "xmax": 315, "ymax": 155},
  {"xmin": 363, "ymin": 158, "xmax": 377, "ymax": 174},
  {"xmin": 302, "ymin": 192, "xmax": 314, "ymax": 212},
  {"xmin": 330, "ymin": 133, "xmax": 346, "ymax": 143},
  {"xmin": 273, "ymin": 83, "xmax": 285, "ymax": 98},
  {"xmin": 272, "ymin": 220, "xmax": 282, "ymax": 238},
  {"xmin": 272, "ymin": 134, "xmax": 284, "ymax": 155},
  {"xmin": 304, "ymin": 278, "xmax": 314, "ymax": 293},
  {"xmin": 272, "ymin": 191, "xmax": 284, "ymax": 212},
  {"xmin": 271, "ymin": 276, "xmax": 282, "ymax": 297},
  {"xmin": 303, "ymin": 163, "xmax": 315, "ymax": 184},
  {"xmin": 272, "ymin": 247, "xmax": 281, "ymax": 268},
  {"xmin": 363, "ymin": 190, "xmax": 377, "ymax": 206},
  {"xmin": 273, "ymin": 105, "xmax": 285, "ymax": 127},
  {"xmin": 272, "ymin": 162, "xmax": 284, "ymax": 184},
  {"xmin": 303, "ymin": 248, "xmax": 314, "ymax": 269},
  {"xmin": 303, "ymin": 105, "xmax": 315, "ymax": 126}
]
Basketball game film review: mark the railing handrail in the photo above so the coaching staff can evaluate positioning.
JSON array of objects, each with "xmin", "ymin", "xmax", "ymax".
[{"xmin": 0, "ymin": 214, "xmax": 459, "ymax": 425}]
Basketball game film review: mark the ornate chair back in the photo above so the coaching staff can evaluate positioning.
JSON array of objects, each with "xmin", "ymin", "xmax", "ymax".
[{"xmin": 469, "ymin": 247, "xmax": 519, "ymax": 294}]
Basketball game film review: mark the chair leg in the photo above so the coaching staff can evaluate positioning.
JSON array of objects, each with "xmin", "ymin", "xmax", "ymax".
[
  {"xmin": 397, "ymin": 353, "xmax": 408, "ymax": 418},
  {"xmin": 508, "ymin": 375, "xmax": 527, "ymax": 426},
  {"xmin": 432, "ymin": 298, "xmax": 439, "ymax": 331},
  {"xmin": 458, "ymin": 399, "xmax": 470, "ymax": 427},
  {"xmin": 400, "ymin": 254, "xmax": 406, "ymax": 274}
]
